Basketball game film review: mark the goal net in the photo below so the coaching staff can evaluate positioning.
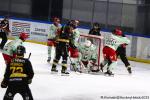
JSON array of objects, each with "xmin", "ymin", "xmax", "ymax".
[{"xmin": 78, "ymin": 33, "xmax": 103, "ymax": 67}]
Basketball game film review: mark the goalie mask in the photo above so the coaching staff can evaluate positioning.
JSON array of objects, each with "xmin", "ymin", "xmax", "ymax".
[
  {"xmin": 84, "ymin": 40, "xmax": 92, "ymax": 47},
  {"xmin": 16, "ymin": 45, "xmax": 26, "ymax": 57}
]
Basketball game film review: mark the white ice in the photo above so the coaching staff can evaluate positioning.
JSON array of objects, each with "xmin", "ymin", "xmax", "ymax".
[{"xmin": 0, "ymin": 42, "xmax": 150, "ymax": 100}]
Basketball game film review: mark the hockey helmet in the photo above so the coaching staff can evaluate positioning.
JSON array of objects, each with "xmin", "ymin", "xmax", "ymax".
[
  {"xmin": 4, "ymin": 16, "xmax": 9, "ymax": 21},
  {"xmin": 84, "ymin": 40, "xmax": 92, "ymax": 47},
  {"xmin": 52, "ymin": 17, "xmax": 60, "ymax": 26},
  {"xmin": 68, "ymin": 20, "xmax": 79, "ymax": 29},
  {"xmin": 113, "ymin": 28, "xmax": 122, "ymax": 36},
  {"xmin": 19, "ymin": 32, "xmax": 29, "ymax": 41},
  {"xmin": 53, "ymin": 17, "xmax": 60, "ymax": 23},
  {"xmin": 16, "ymin": 45, "xmax": 26, "ymax": 56},
  {"xmin": 93, "ymin": 22, "xmax": 100, "ymax": 29}
]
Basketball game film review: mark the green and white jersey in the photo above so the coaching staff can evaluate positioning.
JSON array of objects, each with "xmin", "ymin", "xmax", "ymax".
[
  {"xmin": 48, "ymin": 24, "xmax": 62, "ymax": 39},
  {"xmin": 104, "ymin": 34, "xmax": 130, "ymax": 50},
  {"xmin": 3, "ymin": 38, "xmax": 23, "ymax": 56},
  {"xmin": 71, "ymin": 28, "xmax": 80, "ymax": 47},
  {"xmin": 78, "ymin": 44, "xmax": 97, "ymax": 62}
]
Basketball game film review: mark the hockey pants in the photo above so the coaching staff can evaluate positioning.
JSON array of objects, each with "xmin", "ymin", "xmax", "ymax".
[
  {"xmin": 52, "ymin": 43, "xmax": 68, "ymax": 70},
  {"xmin": 3, "ymin": 84, "xmax": 33, "ymax": 100},
  {"xmin": 116, "ymin": 46, "xmax": 130, "ymax": 67}
]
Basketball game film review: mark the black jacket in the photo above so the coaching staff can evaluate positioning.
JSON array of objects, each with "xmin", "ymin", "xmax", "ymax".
[{"xmin": 89, "ymin": 29, "xmax": 101, "ymax": 36}]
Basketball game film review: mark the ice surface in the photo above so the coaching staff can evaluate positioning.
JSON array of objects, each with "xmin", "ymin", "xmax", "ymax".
[{"xmin": 0, "ymin": 42, "xmax": 150, "ymax": 100}]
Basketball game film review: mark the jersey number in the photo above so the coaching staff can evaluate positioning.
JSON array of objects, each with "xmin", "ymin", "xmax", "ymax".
[{"xmin": 10, "ymin": 67, "xmax": 23, "ymax": 73}]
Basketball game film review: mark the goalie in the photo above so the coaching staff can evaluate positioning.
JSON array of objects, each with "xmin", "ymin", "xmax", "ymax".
[{"xmin": 72, "ymin": 40, "xmax": 99, "ymax": 73}]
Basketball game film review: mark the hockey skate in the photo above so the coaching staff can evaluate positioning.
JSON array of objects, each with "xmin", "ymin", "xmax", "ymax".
[
  {"xmin": 100, "ymin": 63, "xmax": 104, "ymax": 72},
  {"xmin": 47, "ymin": 57, "xmax": 51, "ymax": 62},
  {"xmin": 51, "ymin": 66, "xmax": 58, "ymax": 74},
  {"xmin": 104, "ymin": 70, "xmax": 114, "ymax": 76},
  {"xmin": 127, "ymin": 66, "xmax": 132, "ymax": 74},
  {"xmin": 61, "ymin": 67, "xmax": 69, "ymax": 76},
  {"xmin": 61, "ymin": 70, "xmax": 69, "ymax": 75}
]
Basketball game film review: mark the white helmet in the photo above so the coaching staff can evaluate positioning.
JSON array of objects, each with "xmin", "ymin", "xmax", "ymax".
[{"xmin": 84, "ymin": 40, "xmax": 92, "ymax": 47}]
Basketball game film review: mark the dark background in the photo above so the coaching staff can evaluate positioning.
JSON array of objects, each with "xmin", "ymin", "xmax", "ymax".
[{"xmin": 0, "ymin": 0, "xmax": 149, "ymax": 36}]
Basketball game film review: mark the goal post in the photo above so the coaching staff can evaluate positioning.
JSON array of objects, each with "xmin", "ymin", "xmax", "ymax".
[{"xmin": 78, "ymin": 33, "xmax": 103, "ymax": 67}]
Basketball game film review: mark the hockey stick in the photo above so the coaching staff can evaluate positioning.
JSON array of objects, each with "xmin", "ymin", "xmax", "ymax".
[
  {"xmin": 28, "ymin": 53, "xmax": 31, "ymax": 59},
  {"xmin": 68, "ymin": 53, "xmax": 77, "ymax": 72}
]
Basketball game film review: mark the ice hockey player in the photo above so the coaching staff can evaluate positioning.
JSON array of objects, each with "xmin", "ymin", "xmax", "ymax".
[
  {"xmin": 0, "ymin": 16, "xmax": 10, "ymax": 50},
  {"xmin": 47, "ymin": 17, "xmax": 62, "ymax": 62},
  {"xmin": 1, "ymin": 45, "xmax": 34, "ymax": 100},
  {"xmin": 115, "ymin": 30, "xmax": 132, "ymax": 74},
  {"xmin": 76, "ymin": 40, "xmax": 98, "ymax": 73},
  {"xmin": 89, "ymin": 22, "xmax": 101, "ymax": 36},
  {"xmin": 51, "ymin": 23, "xmax": 75, "ymax": 75},
  {"xmin": 100, "ymin": 28, "xmax": 130, "ymax": 76},
  {"xmin": 88, "ymin": 22, "xmax": 101, "ymax": 45},
  {"xmin": 67, "ymin": 20, "xmax": 81, "ymax": 69},
  {"xmin": 2, "ymin": 32, "xmax": 29, "ymax": 65}
]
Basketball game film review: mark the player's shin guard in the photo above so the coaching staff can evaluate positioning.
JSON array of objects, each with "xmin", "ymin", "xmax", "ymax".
[
  {"xmin": 105, "ymin": 61, "xmax": 117, "ymax": 75},
  {"xmin": 47, "ymin": 46, "xmax": 52, "ymax": 62},
  {"xmin": 47, "ymin": 57, "xmax": 51, "ymax": 62}
]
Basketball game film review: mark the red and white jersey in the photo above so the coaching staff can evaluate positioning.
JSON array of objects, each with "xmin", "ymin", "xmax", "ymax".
[
  {"xmin": 104, "ymin": 34, "xmax": 130, "ymax": 51},
  {"xmin": 2, "ymin": 38, "xmax": 24, "ymax": 56},
  {"xmin": 48, "ymin": 24, "xmax": 61, "ymax": 39}
]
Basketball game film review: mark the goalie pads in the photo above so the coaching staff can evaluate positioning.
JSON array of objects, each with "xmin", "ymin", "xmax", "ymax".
[
  {"xmin": 47, "ymin": 39, "xmax": 56, "ymax": 46},
  {"xmin": 78, "ymin": 61, "xmax": 99, "ymax": 73},
  {"xmin": 88, "ymin": 60, "xmax": 99, "ymax": 72}
]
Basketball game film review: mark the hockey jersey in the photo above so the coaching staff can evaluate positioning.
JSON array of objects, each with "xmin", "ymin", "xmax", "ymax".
[
  {"xmin": 0, "ymin": 19, "xmax": 9, "ymax": 33},
  {"xmin": 2, "ymin": 38, "xmax": 24, "ymax": 56},
  {"xmin": 78, "ymin": 44, "xmax": 97, "ymax": 62},
  {"xmin": 104, "ymin": 34, "xmax": 130, "ymax": 50},
  {"xmin": 71, "ymin": 28, "xmax": 80, "ymax": 47},
  {"xmin": 48, "ymin": 24, "xmax": 61, "ymax": 39},
  {"xmin": 4, "ymin": 57, "xmax": 34, "ymax": 84}
]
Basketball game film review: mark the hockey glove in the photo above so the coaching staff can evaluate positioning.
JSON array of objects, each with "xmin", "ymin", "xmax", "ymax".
[
  {"xmin": 121, "ymin": 43, "xmax": 127, "ymax": 48},
  {"xmin": 28, "ymin": 79, "xmax": 32, "ymax": 84},
  {"xmin": 1, "ymin": 79, "xmax": 8, "ymax": 88}
]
